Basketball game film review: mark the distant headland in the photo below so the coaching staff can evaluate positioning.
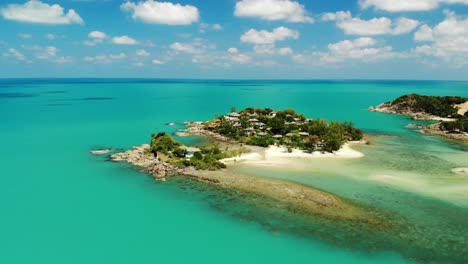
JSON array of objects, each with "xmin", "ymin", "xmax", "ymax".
[{"xmin": 370, "ymin": 94, "xmax": 468, "ymax": 142}]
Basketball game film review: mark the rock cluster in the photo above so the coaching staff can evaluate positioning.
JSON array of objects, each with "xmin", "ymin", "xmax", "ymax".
[{"xmin": 111, "ymin": 144, "xmax": 185, "ymax": 180}]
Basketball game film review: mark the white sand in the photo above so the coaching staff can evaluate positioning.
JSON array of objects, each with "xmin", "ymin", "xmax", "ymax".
[
  {"xmin": 452, "ymin": 168, "xmax": 468, "ymax": 174},
  {"xmin": 221, "ymin": 143, "xmax": 364, "ymax": 166},
  {"xmin": 455, "ymin": 101, "xmax": 468, "ymax": 116}
]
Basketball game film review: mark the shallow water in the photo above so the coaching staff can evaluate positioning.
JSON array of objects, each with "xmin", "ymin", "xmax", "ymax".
[{"xmin": 1, "ymin": 79, "xmax": 467, "ymax": 263}]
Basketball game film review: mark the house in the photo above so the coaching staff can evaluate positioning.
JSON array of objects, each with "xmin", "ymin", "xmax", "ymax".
[
  {"xmin": 273, "ymin": 134, "xmax": 283, "ymax": 139},
  {"xmin": 248, "ymin": 118, "xmax": 259, "ymax": 123},
  {"xmin": 244, "ymin": 127, "xmax": 255, "ymax": 136},
  {"xmin": 268, "ymin": 111, "xmax": 278, "ymax": 118},
  {"xmin": 257, "ymin": 132, "xmax": 268, "ymax": 137},
  {"xmin": 299, "ymin": 132, "xmax": 309, "ymax": 137}
]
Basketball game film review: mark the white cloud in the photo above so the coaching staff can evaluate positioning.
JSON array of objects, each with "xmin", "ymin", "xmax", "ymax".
[
  {"xmin": 121, "ymin": 0, "xmax": 199, "ymax": 25},
  {"xmin": 83, "ymin": 31, "xmax": 107, "ymax": 46},
  {"xmin": 170, "ymin": 42, "xmax": 199, "ymax": 54},
  {"xmin": 88, "ymin": 31, "xmax": 107, "ymax": 39},
  {"xmin": 294, "ymin": 37, "xmax": 398, "ymax": 65},
  {"xmin": 321, "ymin": 11, "xmax": 351, "ymax": 21},
  {"xmin": 133, "ymin": 62, "xmax": 145, "ymax": 67},
  {"xmin": 0, "ymin": 0, "xmax": 84, "ymax": 24},
  {"xmin": 199, "ymin": 23, "xmax": 223, "ymax": 33},
  {"xmin": 112, "ymin": 35, "xmax": 139, "ymax": 45},
  {"xmin": 169, "ymin": 39, "xmax": 214, "ymax": 54},
  {"xmin": 18, "ymin": 33, "xmax": 32, "ymax": 39},
  {"xmin": 227, "ymin": 48, "xmax": 239, "ymax": 54},
  {"xmin": 241, "ymin": 27, "xmax": 299, "ymax": 44},
  {"xmin": 359, "ymin": 0, "xmax": 468, "ymax": 12},
  {"xmin": 109, "ymin": 53, "xmax": 127, "ymax": 59},
  {"xmin": 152, "ymin": 59, "xmax": 165, "ymax": 64},
  {"xmin": 253, "ymin": 44, "xmax": 294, "ymax": 55},
  {"xmin": 412, "ymin": 11, "xmax": 468, "ymax": 65},
  {"xmin": 55, "ymin": 56, "xmax": 72, "ymax": 63},
  {"xmin": 230, "ymin": 53, "xmax": 252, "ymax": 64},
  {"xmin": 36, "ymin": 46, "xmax": 58, "ymax": 60},
  {"xmin": 45, "ymin": 34, "xmax": 55, "ymax": 40},
  {"xmin": 324, "ymin": 11, "xmax": 419, "ymax": 35},
  {"xmin": 414, "ymin": 25, "xmax": 434, "ymax": 41},
  {"xmin": 136, "ymin": 49, "xmax": 150, "ymax": 56},
  {"xmin": 3, "ymin": 48, "xmax": 26, "ymax": 61},
  {"xmin": 235, "ymin": 0, "xmax": 313, "ymax": 23},
  {"xmin": 84, "ymin": 53, "xmax": 128, "ymax": 64}
]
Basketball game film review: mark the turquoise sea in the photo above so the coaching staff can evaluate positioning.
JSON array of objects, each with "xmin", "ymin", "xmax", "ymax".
[{"xmin": 1, "ymin": 79, "xmax": 467, "ymax": 264}]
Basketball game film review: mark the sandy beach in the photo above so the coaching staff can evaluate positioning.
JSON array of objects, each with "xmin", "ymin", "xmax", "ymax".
[{"xmin": 221, "ymin": 143, "xmax": 365, "ymax": 166}]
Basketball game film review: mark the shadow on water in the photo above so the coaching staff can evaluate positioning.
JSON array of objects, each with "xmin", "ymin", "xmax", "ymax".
[
  {"xmin": 50, "ymin": 97, "xmax": 114, "ymax": 101},
  {"xmin": 154, "ymin": 175, "xmax": 468, "ymax": 264},
  {"xmin": 0, "ymin": 92, "xmax": 38, "ymax": 99}
]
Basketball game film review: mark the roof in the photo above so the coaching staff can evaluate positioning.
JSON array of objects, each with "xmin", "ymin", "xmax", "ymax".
[
  {"xmin": 228, "ymin": 112, "xmax": 240, "ymax": 117},
  {"xmin": 299, "ymin": 132, "xmax": 309, "ymax": 136},
  {"xmin": 273, "ymin": 134, "xmax": 283, "ymax": 138},
  {"xmin": 248, "ymin": 118, "xmax": 259, "ymax": 122},
  {"xmin": 257, "ymin": 132, "xmax": 268, "ymax": 136}
]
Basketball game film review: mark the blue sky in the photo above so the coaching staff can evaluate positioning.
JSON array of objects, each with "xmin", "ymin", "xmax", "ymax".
[{"xmin": 0, "ymin": 0, "xmax": 467, "ymax": 79}]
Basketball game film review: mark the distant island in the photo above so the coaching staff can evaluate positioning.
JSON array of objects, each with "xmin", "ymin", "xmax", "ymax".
[
  {"xmin": 104, "ymin": 108, "xmax": 377, "ymax": 224},
  {"xmin": 370, "ymin": 94, "xmax": 468, "ymax": 142}
]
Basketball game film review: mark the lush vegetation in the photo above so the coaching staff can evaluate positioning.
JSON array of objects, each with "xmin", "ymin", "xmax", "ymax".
[
  {"xmin": 392, "ymin": 94, "xmax": 466, "ymax": 118},
  {"xmin": 149, "ymin": 132, "xmax": 249, "ymax": 171},
  {"xmin": 441, "ymin": 112, "xmax": 468, "ymax": 133},
  {"xmin": 205, "ymin": 108, "xmax": 364, "ymax": 152}
]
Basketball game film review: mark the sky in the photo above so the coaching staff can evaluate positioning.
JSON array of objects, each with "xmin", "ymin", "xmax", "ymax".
[{"xmin": 0, "ymin": 0, "xmax": 467, "ymax": 80}]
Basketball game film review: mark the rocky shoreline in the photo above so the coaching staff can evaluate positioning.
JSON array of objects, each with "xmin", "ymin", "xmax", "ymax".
[{"xmin": 369, "ymin": 104, "xmax": 455, "ymax": 122}]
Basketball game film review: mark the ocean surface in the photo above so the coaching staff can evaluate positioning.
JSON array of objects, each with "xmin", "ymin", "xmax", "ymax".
[{"xmin": 1, "ymin": 79, "xmax": 467, "ymax": 264}]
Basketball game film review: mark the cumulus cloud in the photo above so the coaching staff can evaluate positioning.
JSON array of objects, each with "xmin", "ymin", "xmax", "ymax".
[
  {"xmin": 0, "ymin": 0, "xmax": 84, "ymax": 24},
  {"xmin": 136, "ymin": 49, "xmax": 150, "ymax": 56},
  {"xmin": 230, "ymin": 53, "xmax": 252, "ymax": 64},
  {"xmin": 2, "ymin": 48, "xmax": 26, "ymax": 61},
  {"xmin": 88, "ymin": 31, "xmax": 107, "ymax": 39},
  {"xmin": 199, "ymin": 23, "xmax": 223, "ymax": 33},
  {"xmin": 152, "ymin": 59, "xmax": 165, "ymax": 64},
  {"xmin": 412, "ymin": 11, "xmax": 468, "ymax": 65},
  {"xmin": 234, "ymin": 0, "xmax": 313, "ymax": 23},
  {"xmin": 227, "ymin": 48, "xmax": 239, "ymax": 54},
  {"xmin": 170, "ymin": 42, "xmax": 200, "ymax": 54},
  {"xmin": 241, "ymin": 27, "xmax": 299, "ymax": 44},
  {"xmin": 121, "ymin": 0, "xmax": 199, "ymax": 25},
  {"xmin": 169, "ymin": 39, "xmax": 214, "ymax": 54},
  {"xmin": 112, "ymin": 35, "xmax": 139, "ymax": 45},
  {"xmin": 359, "ymin": 0, "xmax": 468, "ymax": 12},
  {"xmin": 253, "ymin": 44, "xmax": 293, "ymax": 55},
  {"xmin": 323, "ymin": 11, "xmax": 419, "ymax": 35},
  {"xmin": 293, "ymin": 37, "xmax": 398, "ymax": 65},
  {"xmin": 84, "ymin": 53, "xmax": 128, "ymax": 64},
  {"xmin": 414, "ymin": 25, "xmax": 434, "ymax": 41}
]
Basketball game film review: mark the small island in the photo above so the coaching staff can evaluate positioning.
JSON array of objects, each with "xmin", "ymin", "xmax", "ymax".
[
  {"xmin": 107, "ymin": 108, "xmax": 379, "ymax": 224},
  {"xmin": 370, "ymin": 94, "xmax": 468, "ymax": 142}
]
